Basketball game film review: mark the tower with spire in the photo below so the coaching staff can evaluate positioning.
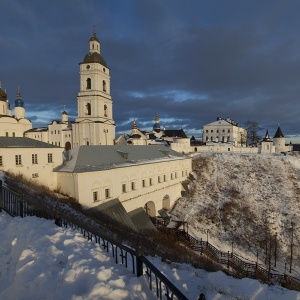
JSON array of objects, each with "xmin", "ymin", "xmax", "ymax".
[
  {"xmin": 14, "ymin": 86, "xmax": 25, "ymax": 119},
  {"xmin": 72, "ymin": 28, "xmax": 115, "ymax": 147}
]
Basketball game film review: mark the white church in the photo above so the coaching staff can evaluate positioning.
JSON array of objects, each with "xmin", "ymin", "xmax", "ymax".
[{"xmin": 0, "ymin": 30, "xmax": 192, "ymax": 219}]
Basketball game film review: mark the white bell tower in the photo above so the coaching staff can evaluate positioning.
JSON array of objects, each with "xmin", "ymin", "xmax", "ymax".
[{"xmin": 72, "ymin": 28, "xmax": 115, "ymax": 147}]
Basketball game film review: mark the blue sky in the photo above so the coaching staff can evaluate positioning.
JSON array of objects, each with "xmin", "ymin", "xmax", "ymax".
[{"xmin": 1, "ymin": 0, "xmax": 300, "ymax": 138}]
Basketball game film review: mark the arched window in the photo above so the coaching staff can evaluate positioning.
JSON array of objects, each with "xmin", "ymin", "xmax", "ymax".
[
  {"xmin": 86, "ymin": 103, "xmax": 91, "ymax": 115},
  {"xmin": 86, "ymin": 78, "xmax": 91, "ymax": 89},
  {"xmin": 104, "ymin": 104, "xmax": 107, "ymax": 117},
  {"xmin": 103, "ymin": 80, "xmax": 106, "ymax": 92}
]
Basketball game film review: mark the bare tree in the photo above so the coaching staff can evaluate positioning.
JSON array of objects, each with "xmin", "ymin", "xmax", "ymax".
[{"xmin": 244, "ymin": 120, "xmax": 262, "ymax": 146}]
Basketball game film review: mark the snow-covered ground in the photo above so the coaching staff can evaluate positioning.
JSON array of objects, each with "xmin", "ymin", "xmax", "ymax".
[
  {"xmin": 1, "ymin": 212, "xmax": 300, "ymax": 299},
  {"xmin": 171, "ymin": 152, "xmax": 300, "ymax": 277}
]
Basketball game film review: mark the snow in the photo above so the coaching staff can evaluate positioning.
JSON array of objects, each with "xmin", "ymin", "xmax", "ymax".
[
  {"xmin": 1, "ymin": 212, "xmax": 300, "ymax": 299},
  {"xmin": 171, "ymin": 152, "xmax": 300, "ymax": 277}
]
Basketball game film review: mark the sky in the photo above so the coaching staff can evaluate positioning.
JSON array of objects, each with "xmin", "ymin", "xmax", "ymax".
[
  {"xmin": 1, "ymin": 0, "xmax": 300, "ymax": 138},
  {"xmin": 1, "ymin": 212, "xmax": 300, "ymax": 299}
]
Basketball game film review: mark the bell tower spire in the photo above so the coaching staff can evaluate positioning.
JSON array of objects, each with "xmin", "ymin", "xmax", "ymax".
[{"xmin": 72, "ymin": 29, "xmax": 115, "ymax": 147}]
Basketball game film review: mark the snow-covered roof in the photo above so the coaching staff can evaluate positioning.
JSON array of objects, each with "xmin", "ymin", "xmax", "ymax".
[{"xmin": 56, "ymin": 145, "xmax": 189, "ymax": 173}]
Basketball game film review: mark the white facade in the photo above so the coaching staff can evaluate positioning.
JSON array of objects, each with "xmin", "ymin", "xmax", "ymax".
[
  {"xmin": 55, "ymin": 146, "xmax": 192, "ymax": 216},
  {"xmin": 0, "ymin": 137, "xmax": 63, "ymax": 189},
  {"xmin": 202, "ymin": 117, "xmax": 247, "ymax": 147},
  {"xmin": 0, "ymin": 85, "xmax": 32, "ymax": 137},
  {"xmin": 72, "ymin": 30, "xmax": 115, "ymax": 147}
]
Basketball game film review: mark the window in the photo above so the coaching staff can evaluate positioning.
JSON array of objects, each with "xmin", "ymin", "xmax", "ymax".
[
  {"xmin": 32, "ymin": 173, "xmax": 39, "ymax": 178},
  {"xmin": 227, "ymin": 136, "xmax": 230, "ymax": 142},
  {"xmin": 15, "ymin": 155, "xmax": 22, "ymax": 165},
  {"xmin": 86, "ymin": 78, "xmax": 91, "ymax": 89},
  {"xmin": 48, "ymin": 153, "xmax": 53, "ymax": 163},
  {"xmin": 142, "ymin": 179, "xmax": 145, "ymax": 187},
  {"xmin": 12, "ymin": 132, "xmax": 15, "ymax": 137},
  {"xmin": 93, "ymin": 191, "xmax": 98, "ymax": 202},
  {"xmin": 5, "ymin": 132, "xmax": 8, "ymax": 137},
  {"xmin": 0, "ymin": 156, "xmax": 2, "ymax": 166},
  {"xmin": 217, "ymin": 130, "xmax": 219, "ymax": 133},
  {"xmin": 158, "ymin": 176, "xmax": 161, "ymax": 183},
  {"xmin": 103, "ymin": 80, "xmax": 106, "ymax": 92},
  {"xmin": 206, "ymin": 136, "xmax": 208, "ymax": 141},
  {"xmin": 86, "ymin": 103, "xmax": 91, "ymax": 115},
  {"xmin": 149, "ymin": 178, "xmax": 152, "ymax": 186},
  {"xmin": 211, "ymin": 130, "xmax": 213, "ymax": 133},
  {"xmin": 210, "ymin": 136, "xmax": 213, "ymax": 141},
  {"xmin": 164, "ymin": 175, "xmax": 166, "ymax": 182},
  {"xmin": 182, "ymin": 171, "xmax": 184, "ymax": 177},
  {"xmin": 104, "ymin": 104, "xmax": 107, "ymax": 117},
  {"xmin": 222, "ymin": 129, "xmax": 225, "ymax": 132},
  {"xmin": 58, "ymin": 130, "xmax": 60, "ymax": 134},
  {"xmin": 206, "ymin": 130, "xmax": 208, "ymax": 133},
  {"xmin": 32, "ymin": 154, "xmax": 38, "ymax": 164},
  {"xmin": 175, "ymin": 172, "xmax": 178, "ymax": 178},
  {"xmin": 171, "ymin": 173, "xmax": 174, "ymax": 180},
  {"xmin": 105, "ymin": 188, "xmax": 110, "ymax": 199},
  {"xmin": 55, "ymin": 130, "xmax": 56, "ymax": 134},
  {"xmin": 122, "ymin": 184, "xmax": 126, "ymax": 193},
  {"xmin": 131, "ymin": 182, "xmax": 135, "ymax": 190},
  {"xmin": 228, "ymin": 129, "xmax": 230, "ymax": 133}
]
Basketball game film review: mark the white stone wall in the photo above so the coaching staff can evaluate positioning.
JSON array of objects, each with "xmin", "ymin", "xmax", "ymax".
[
  {"xmin": 0, "ymin": 117, "xmax": 32, "ymax": 137},
  {"xmin": 171, "ymin": 142, "xmax": 259, "ymax": 154},
  {"xmin": 56, "ymin": 157, "xmax": 192, "ymax": 215},
  {"xmin": 0, "ymin": 147, "xmax": 63, "ymax": 189}
]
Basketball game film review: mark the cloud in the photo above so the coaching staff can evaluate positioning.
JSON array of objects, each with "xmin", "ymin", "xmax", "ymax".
[{"xmin": 1, "ymin": 0, "xmax": 300, "ymax": 138}]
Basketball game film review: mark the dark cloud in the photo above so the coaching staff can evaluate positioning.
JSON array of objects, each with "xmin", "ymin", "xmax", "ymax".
[{"xmin": 1, "ymin": 0, "xmax": 300, "ymax": 138}]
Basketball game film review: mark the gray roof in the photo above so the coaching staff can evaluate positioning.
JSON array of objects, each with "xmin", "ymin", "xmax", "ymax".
[
  {"xmin": 128, "ymin": 207, "xmax": 156, "ymax": 235},
  {"xmin": 57, "ymin": 145, "xmax": 188, "ymax": 173},
  {"xmin": 85, "ymin": 198, "xmax": 138, "ymax": 232},
  {"xmin": 0, "ymin": 137, "xmax": 62, "ymax": 148}
]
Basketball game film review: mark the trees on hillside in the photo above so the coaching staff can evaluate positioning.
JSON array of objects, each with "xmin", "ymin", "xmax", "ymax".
[{"xmin": 244, "ymin": 120, "xmax": 262, "ymax": 146}]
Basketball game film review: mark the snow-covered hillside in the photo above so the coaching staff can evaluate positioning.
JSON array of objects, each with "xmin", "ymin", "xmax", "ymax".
[
  {"xmin": 1, "ymin": 212, "xmax": 300, "ymax": 300},
  {"xmin": 171, "ymin": 153, "xmax": 300, "ymax": 276}
]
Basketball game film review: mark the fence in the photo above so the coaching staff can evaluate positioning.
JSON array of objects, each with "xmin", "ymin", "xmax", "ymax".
[
  {"xmin": 0, "ymin": 180, "xmax": 189, "ymax": 300},
  {"xmin": 168, "ymin": 226, "xmax": 300, "ymax": 292}
]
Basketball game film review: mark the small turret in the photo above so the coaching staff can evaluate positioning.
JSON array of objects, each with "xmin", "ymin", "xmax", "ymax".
[{"xmin": 61, "ymin": 105, "xmax": 68, "ymax": 122}]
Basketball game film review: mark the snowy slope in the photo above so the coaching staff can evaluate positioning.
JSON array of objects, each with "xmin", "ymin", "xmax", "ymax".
[
  {"xmin": 171, "ymin": 153, "xmax": 300, "ymax": 276},
  {"xmin": 1, "ymin": 212, "xmax": 300, "ymax": 300}
]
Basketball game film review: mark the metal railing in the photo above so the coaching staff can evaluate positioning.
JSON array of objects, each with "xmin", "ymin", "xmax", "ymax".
[{"xmin": 0, "ymin": 180, "xmax": 189, "ymax": 300}]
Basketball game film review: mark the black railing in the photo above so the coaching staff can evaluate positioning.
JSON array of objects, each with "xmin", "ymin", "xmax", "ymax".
[
  {"xmin": 171, "ymin": 228, "xmax": 300, "ymax": 291},
  {"xmin": 0, "ymin": 181, "xmax": 189, "ymax": 300}
]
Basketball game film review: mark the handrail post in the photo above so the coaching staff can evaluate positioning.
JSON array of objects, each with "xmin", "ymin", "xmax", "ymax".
[
  {"xmin": 19, "ymin": 194, "xmax": 24, "ymax": 218},
  {"xmin": 136, "ymin": 241, "xmax": 143, "ymax": 277},
  {"xmin": 55, "ymin": 203, "xmax": 62, "ymax": 227},
  {"xmin": 0, "ymin": 180, "xmax": 2, "ymax": 212}
]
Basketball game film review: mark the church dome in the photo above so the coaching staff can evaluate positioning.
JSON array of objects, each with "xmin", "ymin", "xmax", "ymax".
[
  {"xmin": 82, "ymin": 52, "xmax": 107, "ymax": 67},
  {"xmin": 0, "ymin": 86, "xmax": 7, "ymax": 102},
  {"xmin": 153, "ymin": 114, "xmax": 161, "ymax": 132},
  {"xmin": 14, "ymin": 87, "xmax": 24, "ymax": 107},
  {"xmin": 15, "ymin": 98, "xmax": 24, "ymax": 107}
]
